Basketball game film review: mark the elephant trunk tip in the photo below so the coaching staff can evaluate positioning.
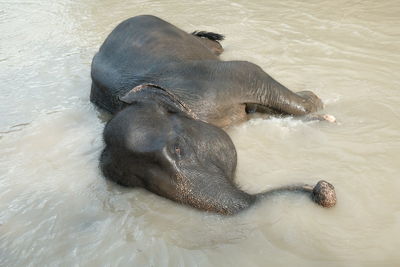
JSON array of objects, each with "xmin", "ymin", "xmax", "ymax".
[{"xmin": 311, "ymin": 180, "xmax": 336, "ymax": 208}]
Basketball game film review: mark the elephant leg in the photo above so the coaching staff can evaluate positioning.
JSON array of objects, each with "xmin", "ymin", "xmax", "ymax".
[
  {"xmin": 245, "ymin": 103, "xmax": 283, "ymax": 115},
  {"xmin": 249, "ymin": 84, "xmax": 324, "ymax": 117},
  {"xmin": 237, "ymin": 63, "xmax": 325, "ymax": 116},
  {"xmin": 245, "ymin": 103, "xmax": 336, "ymax": 123}
]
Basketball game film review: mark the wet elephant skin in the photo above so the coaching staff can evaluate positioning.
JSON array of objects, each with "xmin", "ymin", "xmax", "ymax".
[{"xmin": 90, "ymin": 15, "xmax": 336, "ymax": 215}]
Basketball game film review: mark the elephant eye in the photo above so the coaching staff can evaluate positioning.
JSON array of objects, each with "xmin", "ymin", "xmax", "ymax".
[
  {"xmin": 170, "ymin": 142, "xmax": 183, "ymax": 159},
  {"xmin": 169, "ymin": 136, "xmax": 187, "ymax": 160},
  {"xmin": 174, "ymin": 145, "xmax": 181, "ymax": 155},
  {"xmin": 174, "ymin": 144, "xmax": 184, "ymax": 159}
]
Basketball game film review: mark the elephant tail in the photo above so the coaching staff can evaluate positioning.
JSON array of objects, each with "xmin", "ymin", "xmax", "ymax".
[{"xmin": 191, "ymin": 31, "xmax": 225, "ymax": 42}]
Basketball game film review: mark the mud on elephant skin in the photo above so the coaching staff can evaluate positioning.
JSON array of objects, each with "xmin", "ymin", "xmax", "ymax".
[{"xmin": 90, "ymin": 15, "xmax": 336, "ymax": 215}]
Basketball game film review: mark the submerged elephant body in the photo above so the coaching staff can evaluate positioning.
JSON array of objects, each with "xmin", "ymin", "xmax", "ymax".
[{"xmin": 91, "ymin": 15, "xmax": 336, "ymax": 215}]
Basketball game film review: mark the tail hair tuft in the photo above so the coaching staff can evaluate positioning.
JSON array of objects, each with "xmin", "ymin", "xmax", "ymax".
[{"xmin": 191, "ymin": 31, "xmax": 225, "ymax": 42}]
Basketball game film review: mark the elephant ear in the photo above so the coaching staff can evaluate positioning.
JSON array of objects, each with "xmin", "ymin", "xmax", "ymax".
[
  {"xmin": 119, "ymin": 83, "xmax": 173, "ymax": 104},
  {"xmin": 119, "ymin": 83, "xmax": 199, "ymax": 120},
  {"xmin": 119, "ymin": 84, "xmax": 152, "ymax": 104}
]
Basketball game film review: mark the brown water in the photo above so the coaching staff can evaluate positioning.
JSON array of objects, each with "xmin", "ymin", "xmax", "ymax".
[{"xmin": 1, "ymin": 0, "xmax": 399, "ymax": 266}]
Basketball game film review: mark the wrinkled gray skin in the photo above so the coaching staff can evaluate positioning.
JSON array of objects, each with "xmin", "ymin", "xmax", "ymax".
[{"xmin": 91, "ymin": 15, "xmax": 336, "ymax": 215}]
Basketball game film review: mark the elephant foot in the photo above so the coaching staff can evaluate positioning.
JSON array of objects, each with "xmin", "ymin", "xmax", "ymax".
[
  {"xmin": 312, "ymin": 180, "xmax": 336, "ymax": 208},
  {"xmin": 303, "ymin": 114, "xmax": 337, "ymax": 123},
  {"xmin": 321, "ymin": 114, "xmax": 336, "ymax": 123}
]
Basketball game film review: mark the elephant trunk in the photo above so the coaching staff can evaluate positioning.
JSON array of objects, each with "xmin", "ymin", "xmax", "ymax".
[
  {"xmin": 178, "ymin": 167, "xmax": 336, "ymax": 215},
  {"xmin": 255, "ymin": 180, "xmax": 336, "ymax": 208}
]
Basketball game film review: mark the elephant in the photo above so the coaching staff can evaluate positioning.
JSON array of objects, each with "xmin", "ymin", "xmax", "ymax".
[{"xmin": 90, "ymin": 15, "xmax": 336, "ymax": 215}]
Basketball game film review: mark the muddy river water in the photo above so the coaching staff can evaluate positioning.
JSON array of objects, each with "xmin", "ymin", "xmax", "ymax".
[{"xmin": 1, "ymin": 0, "xmax": 400, "ymax": 266}]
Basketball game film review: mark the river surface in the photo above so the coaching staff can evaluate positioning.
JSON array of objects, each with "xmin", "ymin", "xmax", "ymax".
[{"xmin": 1, "ymin": 0, "xmax": 399, "ymax": 266}]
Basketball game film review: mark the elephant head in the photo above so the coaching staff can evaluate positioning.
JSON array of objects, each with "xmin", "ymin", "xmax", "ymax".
[
  {"xmin": 99, "ymin": 86, "xmax": 336, "ymax": 215},
  {"xmin": 100, "ymin": 87, "xmax": 257, "ymax": 214}
]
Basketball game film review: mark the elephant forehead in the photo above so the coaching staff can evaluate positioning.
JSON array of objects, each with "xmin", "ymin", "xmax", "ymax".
[{"xmin": 124, "ymin": 121, "xmax": 174, "ymax": 153}]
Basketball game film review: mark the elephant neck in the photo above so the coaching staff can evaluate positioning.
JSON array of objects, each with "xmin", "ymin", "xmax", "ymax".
[{"xmin": 121, "ymin": 83, "xmax": 199, "ymax": 120}]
